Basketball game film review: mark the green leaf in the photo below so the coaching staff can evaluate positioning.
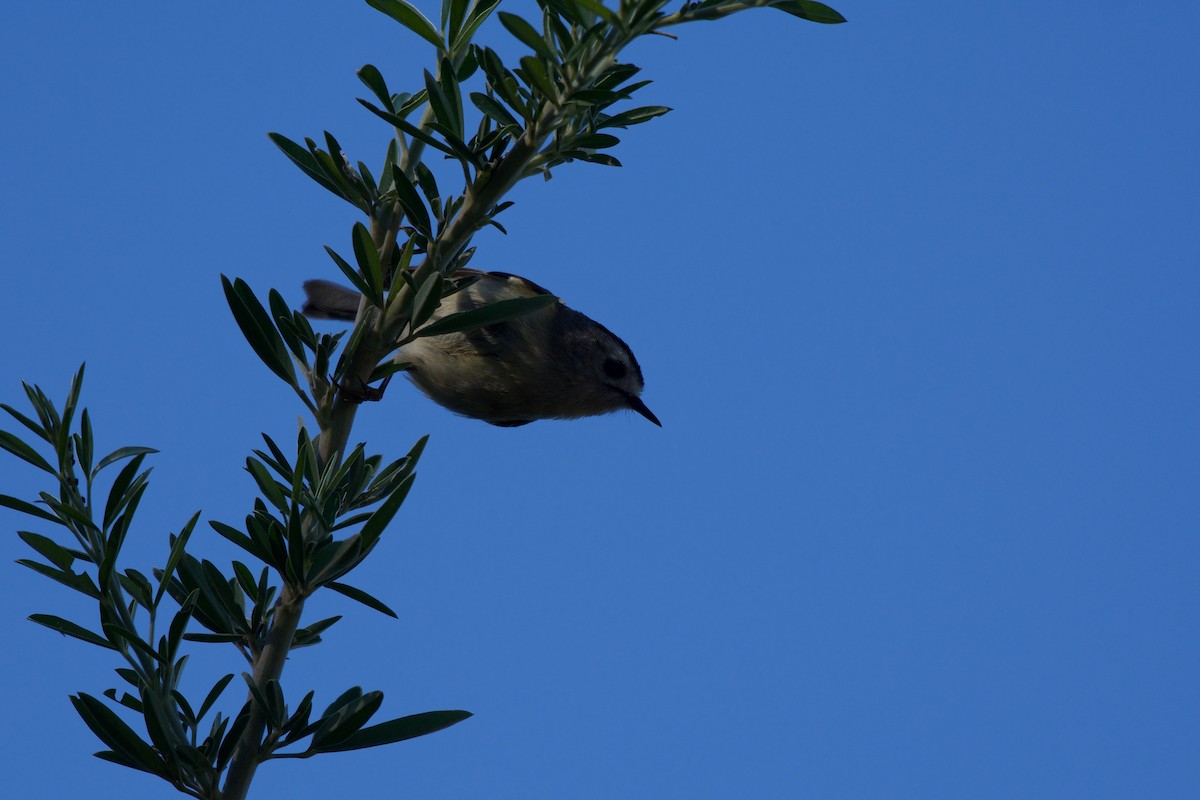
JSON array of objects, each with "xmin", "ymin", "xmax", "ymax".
[
  {"xmin": 241, "ymin": 674, "xmax": 284, "ymax": 731},
  {"xmin": 425, "ymin": 120, "xmax": 482, "ymax": 170},
  {"xmin": 575, "ymin": 152, "xmax": 622, "ymax": 167},
  {"xmin": 17, "ymin": 559, "xmax": 100, "ymax": 598},
  {"xmin": 18, "ymin": 530, "xmax": 74, "ymax": 569},
  {"xmin": 58, "ymin": 363, "xmax": 85, "ymax": 456},
  {"xmin": 270, "ymin": 289, "xmax": 307, "ymax": 363},
  {"xmin": 770, "ymin": 0, "xmax": 847, "ymax": 24},
  {"xmin": 21, "ymin": 382, "xmax": 60, "ymax": 437},
  {"xmin": 321, "ymin": 687, "xmax": 364, "ymax": 720},
  {"xmin": 315, "ymin": 710, "xmax": 472, "ymax": 753},
  {"xmin": 412, "ymin": 272, "xmax": 445, "ymax": 328},
  {"xmin": 572, "ymin": 0, "xmax": 617, "ymax": 24},
  {"xmin": 422, "ymin": 69, "xmax": 460, "ymax": 142},
  {"xmin": 478, "ymin": 48, "xmax": 530, "ymax": 121},
  {"xmin": 358, "ymin": 99, "xmax": 458, "ymax": 161},
  {"xmin": 358, "ymin": 473, "xmax": 416, "ymax": 554},
  {"xmin": 574, "ymin": 132, "xmax": 620, "ymax": 149},
  {"xmin": 389, "ymin": 164, "xmax": 433, "ymax": 236},
  {"xmin": 0, "ymin": 493, "xmax": 59, "ymax": 523},
  {"xmin": 221, "ymin": 275, "xmax": 299, "ymax": 388},
  {"xmin": 323, "ymin": 245, "xmax": 374, "ymax": 301},
  {"xmin": 357, "ymin": 63, "xmax": 394, "ymax": 111},
  {"xmin": 568, "ymin": 88, "xmax": 622, "ymax": 106},
  {"xmin": 327, "ymin": 581, "xmax": 398, "ymax": 618},
  {"xmin": 267, "ymin": 132, "xmax": 347, "ymax": 200},
  {"xmin": 1, "ymin": 403, "xmax": 49, "ymax": 443},
  {"xmin": 71, "ymin": 693, "xmax": 166, "ymax": 777},
  {"xmin": 518, "ymin": 55, "xmax": 558, "ymax": 101},
  {"xmin": 102, "ymin": 620, "xmax": 164, "ymax": 665},
  {"xmin": 38, "ymin": 491, "xmax": 99, "ymax": 533},
  {"xmin": 351, "ymin": 222, "xmax": 386, "ymax": 303},
  {"xmin": 306, "ymin": 534, "xmax": 363, "ymax": 586},
  {"xmin": 413, "ymin": 166, "xmax": 445, "ymax": 231},
  {"xmin": 498, "ymin": 12, "xmax": 557, "ymax": 62},
  {"xmin": 101, "ymin": 480, "xmax": 148, "ymax": 587},
  {"xmin": 445, "ymin": 0, "xmax": 470, "ymax": 46},
  {"xmin": 183, "ymin": 632, "xmax": 248, "ymax": 644},
  {"xmin": 366, "ymin": 0, "xmax": 445, "ymax": 49},
  {"xmin": 453, "ymin": 0, "xmax": 501, "ymax": 51},
  {"xmin": 76, "ymin": 408, "xmax": 94, "ymax": 476},
  {"xmin": 600, "ymin": 105, "xmax": 671, "ymax": 128},
  {"xmin": 103, "ymin": 688, "xmax": 144, "ymax": 713},
  {"xmin": 155, "ymin": 511, "xmax": 201, "ymax": 607},
  {"xmin": 469, "ymin": 91, "xmax": 520, "ymax": 129},
  {"xmin": 92, "ymin": 445, "xmax": 157, "ymax": 478},
  {"xmin": 415, "ymin": 293, "xmax": 557, "ymax": 338},
  {"xmin": 102, "ymin": 453, "xmax": 148, "ymax": 531},
  {"xmin": 293, "ymin": 615, "xmax": 343, "ymax": 647},
  {"xmin": 309, "ymin": 138, "xmax": 364, "ymax": 212},
  {"xmin": 30, "ymin": 613, "xmax": 115, "ymax": 649},
  {"xmin": 0, "ymin": 429, "xmax": 55, "ymax": 474},
  {"xmin": 209, "ymin": 520, "xmax": 270, "ymax": 564},
  {"xmin": 368, "ymin": 361, "xmax": 413, "ymax": 384},
  {"xmin": 120, "ymin": 569, "xmax": 154, "ymax": 610},
  {"xmin": 438, "ymin": 57, "xmax": 467, "ymax": 138},
  {"xmin": 217, "ymin": 704, "xmax": 252, "ymax": 770},
  {"xmin": 311, "ymin": 690, "xmax": 384, "ymax": 749},
  {"xmin": 165, "ymin": 590, "xmax": 198, "ymax": 663}
]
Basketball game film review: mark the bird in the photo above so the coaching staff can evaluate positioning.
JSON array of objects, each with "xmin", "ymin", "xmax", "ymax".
[{"xmin": 302, "ymin": 269, "xmax": 660, "ymax": 428}]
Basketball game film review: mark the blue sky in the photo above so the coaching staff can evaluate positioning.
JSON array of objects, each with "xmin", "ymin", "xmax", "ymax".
[{"xmin": 1, "ymin": 2, "xmax": 1197, "ymax": 798}]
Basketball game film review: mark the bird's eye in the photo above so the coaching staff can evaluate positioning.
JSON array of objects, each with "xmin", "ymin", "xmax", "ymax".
[{"xmin": 603, "ymin": 357, "xmax": 627, "ymax": 379}]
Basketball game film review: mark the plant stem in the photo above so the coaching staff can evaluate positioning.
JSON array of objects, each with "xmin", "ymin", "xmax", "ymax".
[{"xmin": 220, "ymin": 585, "xmax": 306, "ymax": 800}]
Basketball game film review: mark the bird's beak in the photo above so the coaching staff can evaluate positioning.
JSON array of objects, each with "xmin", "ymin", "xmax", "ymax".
[{"xmin": 625, "ymin": 393, "xmax": 662, "ymax": 427}]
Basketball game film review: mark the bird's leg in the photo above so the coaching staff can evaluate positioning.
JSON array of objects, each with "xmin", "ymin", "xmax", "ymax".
[{"xmin": 336, "ymin": 378, "xmax": 386, "ymax": 403}]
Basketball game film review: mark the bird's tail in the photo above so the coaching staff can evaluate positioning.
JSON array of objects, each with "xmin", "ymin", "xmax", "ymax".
[{"xmin": 301, "ymin": 280, "xmax": 360, "ymax": 321}]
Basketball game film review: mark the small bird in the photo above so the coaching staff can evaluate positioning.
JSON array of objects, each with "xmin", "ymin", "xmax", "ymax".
[{"xmin": 302, "ymin": 270, "xmax": 660, "ymax": 428}]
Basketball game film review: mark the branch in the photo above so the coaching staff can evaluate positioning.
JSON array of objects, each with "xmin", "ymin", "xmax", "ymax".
[{"xmin": 221, "ymin": 585, "xmax": 306, "ymax": 800}]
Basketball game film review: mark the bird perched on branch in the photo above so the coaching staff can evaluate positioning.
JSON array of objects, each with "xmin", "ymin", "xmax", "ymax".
[{"xmin": 302, "ymin": 270, "xmax": 660, "ymax": 428}]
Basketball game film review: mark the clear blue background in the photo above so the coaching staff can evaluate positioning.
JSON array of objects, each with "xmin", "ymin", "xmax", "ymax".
[{"xmin": 1, "ymin": 2, "xmax": 1197, "ymax": 798}]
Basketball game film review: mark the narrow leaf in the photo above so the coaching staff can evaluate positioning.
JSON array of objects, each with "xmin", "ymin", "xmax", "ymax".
[
  {"xmin": 499, "ymin": 12, "xmax": 557, "ymax": 62},
  {"xmin": 30, "ymin": 613, "xmax": 115, "ymax": 649},
  {"xmin": 389, "ymin": 164, "xmax": 433, "ymax": 236},
  {"xmin": 600, "ymin": 105, "xmax": 672, "ymax": 128},
  {"xmin": 771, "ymin": 0, "xmax": 847, "ymax": 23},
  {"xmin": 0, "ymin": 493, "xmax": 60, "ymax": 523},
  {"xmin": 414, "ymin": 294, "xmax": 557, "ymax": 338},
  {"xmin": 155, "ymin": 510, "xmax": 201, "ymax": 607},
  {"xmin": 70, "ymin": 694, "xmax": 166, "ymax": 776},
  {"xmin": 0, "ymin": 430, "xmax": 55, "ymax": 474},
  {"xmin": 17, "ymin": 531, "xmax": 74, "ymax": 569},
  {"xmin": 92, "ymin": 446, "xmax": 157, "ymax": 477},
  {"xmin": 311, "ymin": 691, "xmax": 384, "ymax": 749},
  {"xmin": 16, "ymin": 559, "xmax": 100, "ymax": 598},
  {"xmin": 316, "ymin": 710, "xmax": 472, "ymax": 752},
  {"xmin": 327, "ymin": 581, "xmax": 398, "ymax": 618},
  {"xmin": 0, "ymin": 403, "xmax": 49, "ymax": 442},
  {"xmin": 358, "ymin": 99, "xmax": 458, "ymax": 160},
  {"xmin": 469, "ymin": 92, "xmax": 520, "ymax": 129},
  {"xmin": 453, "ymin": 0, "xmax": 502, "ymax": 51},
  {"xmin": 351, "ymin": 222, "xmax": 386, "ymax": 303},
  {"xmin": 366, "ymin": 0, "xmax": 445, "ymax": 49},
  {"xmin": 221, "ymin": 275, "xmax": 298, "ymax": 388},
  {"xmin": 357, "ymin": 473, "xmax": 416, "ymax": 554},
  {"xmin": 357, "ymin": 64, "xmax": 394, "ymax": 110},
  {"xmin": 267, "ymin": 132, "xmax": 347, "ymax": 200}
]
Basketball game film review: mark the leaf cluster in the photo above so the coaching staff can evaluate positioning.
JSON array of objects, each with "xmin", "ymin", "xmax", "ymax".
[
  {"xmin": 1, "ymin": 368, "xmax": 469, "ymax": 798},
  {"xmin": 259, "ymin": 0, "xmax": 843, "ymax": 408}
]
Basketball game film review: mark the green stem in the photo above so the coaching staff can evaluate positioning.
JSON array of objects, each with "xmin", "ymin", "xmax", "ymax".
[{"xmin": 220, "ymin": 585, "xmax": 306, "ymax": 800}]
